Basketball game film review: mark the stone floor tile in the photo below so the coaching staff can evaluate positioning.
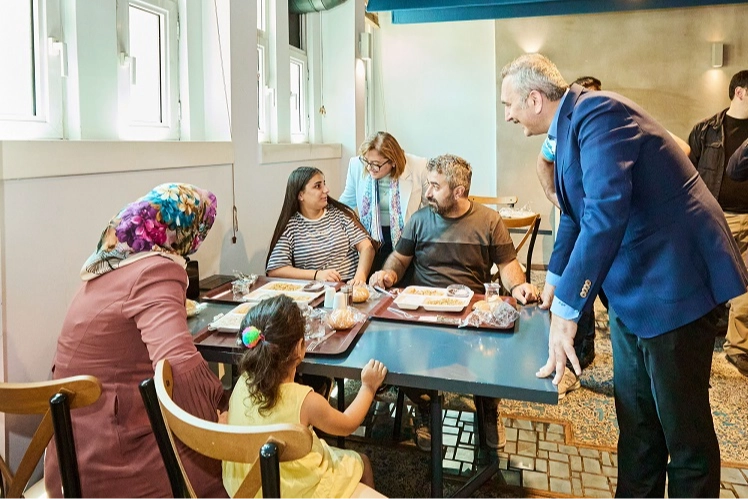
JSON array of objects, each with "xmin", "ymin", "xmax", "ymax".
[
  {"xmin": 509, "ymin": 454, "xmax": 535, "ymax": 471},
  {"xmin": 583, "ymin": 457, "xmax": 602, "ymax": 474},
  {"xmin": 548, "ymin": 423, "xmax": 565, "ymax": 434},
  {"xmin": 720, "ymin": 489, "xmax": 737, "ymax": 498},
  {"xmin": 517, "ymin": 440, "xmax": 537, "ymax": 457},
  {"xmin": 458, "ymin": 432, "xmax": 471, "ymax": 445},
  {"xmin": 732, "ymin": 484, "xmax": 748, "ymax": 498},
  {"xmin": 546, "ymin": 431, "xmax": 565, "ymax": 442},
  {"xmin": 611, "ymin": 453, "xmax": 618, "ymax": 467},
  {"xmin": 518, "ymin": 429, "xmax": 537, "ymax": 442},
  {"xmin": 722, "ymin": 467, "xmax": 748, "ymax": 485},
  {"xmin": 550, "ymin": 460, "xmax": 570, "ymax": 478},
  {"xmin": 537, "ymin": 450, "xmax": 548, "ymax": 459},
  {"xmin": 559, "ymin": 444, "xmax": 580, "ymax": 455},
  {"xmin": 572, "ymin": 477, "xmax": 583, "ymax": 496},
  {"xmin": 535, "ymin": 458, "xmax": 548, "ymax": 473},
  {"xmin": 601, "ymin": 451, "xmax": 612, "ymax": 467},
  {"xmin": 550, "ymin": 477, "xmax": 573, "ymax": 495},
  {"xmin": 443, "ymin": 459, "xmax": 461, "ymax": 474},
  {"xmin": 523, "ymin": 470, "xmax": 549, "ymax": 491},
  {"xmin": 580, "ymin": 447, "xmax": 600, "ymax": 458},
  {"xmin": 514, "ymin": 419, "xmax": 534, "ymax": 431},
  {"xmin": 446, "ymin": 409, "xmax": 460, "ymax": 418},
  {"xmin": 504, "ymin": 441, "xmax": 517, "ymax": 454},
  {"xmin": 499, "ymin": 457, "xmax": 509, "ymax": 469},
  {"xmin": 505, "ymin": 427, "xmax": 518, "ymax": 442},
  {"xmin": 549, "ymin": 451, "xmax": 570, "ymax": 463},
  {"xmin": 502, "ymin": 469, "xmax": 523, "ymax": 487},
  {"xmin": 444, "ymin": 417, "xmax": 458, "ymax": 427},
  {"xmin": 443, "ymin": 425, "xmax": 459, "ymax": 435},
  {"xmin": 602, "ymin": 465, "xmax": 617, "ymax": 477},
  {"xmin": 539, "ymin": 440, "xmax": 558, "ymax": 452},
  {"xmin": 454, "ymin": 447, "xmax": 473, "ymax": 462},
  {"xmin": 443, "ymin": 433, "xmax": 458, "ymax": 446},
  {"xmin": 581, "ymin": 472, "xmax": 610, "ymax": 490},
  {"xmin": 570, "ymin": 455, "xmax": 583, "ymax": 472},
  {"xmin": 459, "ymin": 411, "xmax": 474, "ymax": 422}
]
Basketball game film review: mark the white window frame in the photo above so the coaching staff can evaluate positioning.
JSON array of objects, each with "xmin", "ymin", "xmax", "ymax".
[
  {"xmin": 289, "ymin": 48, "xmax": 308, "ymax": 144},
  {"xmin": 0, "ymin": 0, "xmax": 63, "ymax": 140},
  {"xmin": 257, "ymin": 0, "xmax": 269, "ymax": 143},
  {"xmin": 117, "ymin": 0, "xmax": 179, "ymax": 140}
]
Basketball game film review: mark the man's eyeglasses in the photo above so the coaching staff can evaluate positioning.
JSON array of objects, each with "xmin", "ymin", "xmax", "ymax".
[{"xmin": 360, "ymin": 156, "xmax": 390, "ymax": 173}]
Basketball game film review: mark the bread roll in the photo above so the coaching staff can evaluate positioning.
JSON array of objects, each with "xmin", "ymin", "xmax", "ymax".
[
  {"xmin": 472, "ymin": 300, "xmax": 492, "ymax": 312},
  {"xmin": 352, "ymin": 285, "xmax": 370, "ymax": 303},
  {"xmin": 328, "ymin": 308, "xmax": 357, "ymax": 329}
]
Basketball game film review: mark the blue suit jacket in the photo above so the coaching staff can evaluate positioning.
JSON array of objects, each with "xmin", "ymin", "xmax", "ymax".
[{"xmin": 549, "ymin": 84, "xmax": 748, "ymax": 337}]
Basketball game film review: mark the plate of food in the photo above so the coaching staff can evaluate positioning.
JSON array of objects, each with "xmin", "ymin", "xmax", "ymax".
[
  {"xmin": 242, "ymin": 280, "xmax": 325, "ymax": 304},
  {"xmin": 209, "ymin": 302, "xmax": 257, "ymax": 333},
  {"xmin": 393, "ymin": 285, "xmax": 474, "ymax": 312}
]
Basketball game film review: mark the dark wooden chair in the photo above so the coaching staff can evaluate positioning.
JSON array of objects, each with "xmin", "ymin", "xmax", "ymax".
[{"xmin": 0, "ymin": 376, "xmax": 101, "ymax": 498}]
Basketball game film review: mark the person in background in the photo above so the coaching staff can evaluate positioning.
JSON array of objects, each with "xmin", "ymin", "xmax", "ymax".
[
  {"xmin": 267, "ymin": 166, "xmax": 376, "ymax": 285},
  {"xmin": 370, "ymin": 154, "xmax": 538, "ymax": 459},
  {"xmin": 688, "ymin": 69, "xmax": 748, "ymax": 378},
  {"xmin": 45, "ymin": 183, "xmax": 227, "ymax": 498},
  {"xmin": 501, "ymin": 53, "xmax": 747, "ymax": 498},
  {"xmin": 339, "ymin": 131, "xmax": 428, "ymax": 273},
  {"xmin": 727, "ymin": 137, "xmax": 748, "ymax": 181},
  {"xmin": 223, "ymin": 295, "xmax": 387, "ymax": 497}
]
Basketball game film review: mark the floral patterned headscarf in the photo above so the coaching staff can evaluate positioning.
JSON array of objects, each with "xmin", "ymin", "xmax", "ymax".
[{"xmin": 81, "ymin": 183, "xmax": 217, "ymax": 280}]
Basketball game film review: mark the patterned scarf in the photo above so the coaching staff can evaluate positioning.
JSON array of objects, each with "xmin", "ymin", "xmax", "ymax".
[
  {"xmin": 360, "ymin": 172, "xmax": 405, "ymax": 248},
  {"xmin": 81, "ymin": 183, "xmax": 217, "ymax": 280}
]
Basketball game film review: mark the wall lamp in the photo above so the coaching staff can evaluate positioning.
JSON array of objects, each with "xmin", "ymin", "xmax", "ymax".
[{"xmin": 711, "ymin": 42, "xmax": 724, "ymax": 68}]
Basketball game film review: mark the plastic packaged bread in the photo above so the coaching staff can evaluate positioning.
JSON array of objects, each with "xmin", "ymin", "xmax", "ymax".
[
  {"xmin": 327, "ymin": 308, "xmax": 357, "ymax": 329},
  {"xmin": 352, "ymin": 285, "xmax": 370, "ymax": 303}
]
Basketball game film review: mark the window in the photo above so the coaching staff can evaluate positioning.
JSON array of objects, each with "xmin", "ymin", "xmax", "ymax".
[
  {"xmin": 0, "ymin": 0, "xmax": 63, "ymax": 139},
  {"xmin": 118, "ymin": 0, "xmax": 179, "ymax": 140},
  {"xmin": 257, "ymin": 0, "xmax": 269, "ymax": 141},
  {"xmin": 289, "ymin": 51, "xmax": 307, "ymax": 142}
]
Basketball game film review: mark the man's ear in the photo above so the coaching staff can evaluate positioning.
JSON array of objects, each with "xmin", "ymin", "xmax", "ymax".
[
  {"xmin": 529, "ymin": 89, "xmax": 544, "ymax": 114},
  {"xmin": 453, "ymin": 185, "xmax": 466, "ymax": 199}
]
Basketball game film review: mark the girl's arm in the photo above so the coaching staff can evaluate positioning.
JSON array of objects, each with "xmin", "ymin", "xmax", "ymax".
[
  {"xmin": 351, "ymin": 239, "xmax": 375, "ymax": 285},
  {"xmin": 299, "ymin": 359, "xmax": 387, "ymax": 436}
]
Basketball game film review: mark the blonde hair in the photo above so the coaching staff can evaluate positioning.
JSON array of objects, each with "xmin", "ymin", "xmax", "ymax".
[{"xmin": 358, "ymin": 131, "xmax": 408, "ymax": 179}]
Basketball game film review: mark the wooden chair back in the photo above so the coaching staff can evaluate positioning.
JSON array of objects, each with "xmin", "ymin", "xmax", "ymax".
[
  {"xmin": 468, "ymin": 195, "xmax": 518, "ymax": 208},
  {"xmin": 0, "ymin": 376, "xmax": 101, "ymax": 498},
  {"xmin": 145, "ymin": 359, "xmax": 313, "ymax": 498}
]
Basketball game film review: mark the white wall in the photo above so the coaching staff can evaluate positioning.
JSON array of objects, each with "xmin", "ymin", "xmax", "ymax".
[{"xmin": 371, "ymin": 14, "xmax": 497, "ymax": 198}]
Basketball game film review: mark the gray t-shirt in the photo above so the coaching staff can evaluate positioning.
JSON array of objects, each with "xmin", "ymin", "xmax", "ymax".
[{"xmin": 395, "ymin": 202, "xmax": 517, "ymax": 293}]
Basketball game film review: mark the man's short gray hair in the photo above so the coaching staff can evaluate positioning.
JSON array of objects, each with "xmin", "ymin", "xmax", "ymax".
[
  {"xmin": 427, "ymin": 154, "xmax": 472, "ymax": 195},
  {"xmin": 501, "ymin": 53, "xmax": 568, "ymax": 104}
]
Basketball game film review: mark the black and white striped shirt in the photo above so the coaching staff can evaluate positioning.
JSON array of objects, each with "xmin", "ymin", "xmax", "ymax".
[{"xmin": 266, "ymin": 206, "xmax": 369, "ymax": 281}]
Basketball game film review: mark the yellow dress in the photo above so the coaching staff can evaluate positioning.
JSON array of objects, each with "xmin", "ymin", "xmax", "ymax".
[{"xmin": 222, "ymin": 376, "xmax": 364, "ymax": 498}]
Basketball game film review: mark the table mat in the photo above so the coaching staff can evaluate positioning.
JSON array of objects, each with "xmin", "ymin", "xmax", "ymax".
[{"xmin": 369, "ymin": 293, "xmax": 517, "ymax": 331}]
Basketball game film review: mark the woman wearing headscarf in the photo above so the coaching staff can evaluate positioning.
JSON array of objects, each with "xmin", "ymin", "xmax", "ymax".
[
  {"xmin": 339, "ymin": 132, "xmax": 428, "ymax": 272},
  {"xmin": 266, "ymin": 167, "xmax": 376, "ymax": 285},
  {"xmin": 44, "ymin": 183, "xmax": 227, "ymax": 498}
]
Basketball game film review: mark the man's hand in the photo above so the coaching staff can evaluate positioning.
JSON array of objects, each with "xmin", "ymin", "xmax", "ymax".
[
  {"xmin": 369, "ymin": 269, "xmax": 397, "ymax": 288},
  {"xmin": 539, "ymin": 282, "xmax": 555, "ymax": 310},
  {"xmin": 536, "ymin": 314, "xmax": 581, "ymax": 385},
  {"xmin": 511, "ymin": 283, "xmax": 539, "ymax": 304}
]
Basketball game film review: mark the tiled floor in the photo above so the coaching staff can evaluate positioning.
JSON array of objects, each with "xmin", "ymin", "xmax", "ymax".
[{"xmin": 351, "ymin": 397, "xmax": 748, "ymax": 498}]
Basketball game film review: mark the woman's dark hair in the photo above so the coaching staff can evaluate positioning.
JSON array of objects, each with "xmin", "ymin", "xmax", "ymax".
[
  {"xmin": 266, "ymin": 166, "xmax": 378, "ymax": 268},
  {"xmin": 236, "ymin": 295, "xmax": 305, "ymax": 414}
]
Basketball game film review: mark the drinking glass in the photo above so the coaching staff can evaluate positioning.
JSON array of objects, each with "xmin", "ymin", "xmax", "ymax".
[{"xmin": 484, "ymin": 282, "xmax": 502, "ymax": 303}]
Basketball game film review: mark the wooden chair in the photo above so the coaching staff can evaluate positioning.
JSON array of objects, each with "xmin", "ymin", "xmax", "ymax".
[
  {"xmin": 140, "ymin": 359, "xmax": 383, "ymax": 498},
  {"xmin": 468, "ymin": 195, "xmax": 518, "ymax": 208},
  {"xmin": 0, "ymin": 376, "xmax": 102, "ymax": 498},
  {"xmin": 500, "ymin": 213, "xmax": 541, "ymax": 282}
]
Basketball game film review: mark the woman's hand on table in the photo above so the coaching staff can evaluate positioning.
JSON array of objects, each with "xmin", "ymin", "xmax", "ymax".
[
  {"xmin": 369, "ymin": 269, "xmax": 397, "ymax": 289},
  {"xmin": 511, "ymin": 283, "xmax": 539, "ymax": 304},
  {"xmin": 316, "ymin": 269, "xmax": 342, "ymax": 282},
  {"xmin": 349, "ymin": 274, "xmax": 368, "ymax": 286}
]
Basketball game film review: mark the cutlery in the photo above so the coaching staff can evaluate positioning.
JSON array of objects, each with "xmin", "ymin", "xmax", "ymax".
[
  {"xmin": 387, "ymin": 307, "xmax": 417, "ymax": 320},
  {"xmin": 374, "ymin": 286, "xmax": 395, "ymax": 298},
  {"xmin": 308, "ymin": 330, "xmax": 337, "ymax": 351}
]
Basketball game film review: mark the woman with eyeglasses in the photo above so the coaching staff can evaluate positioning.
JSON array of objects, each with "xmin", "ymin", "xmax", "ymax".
[
  {"xmin": 339, "ymin": 131, "xmax": 428, "ymax": 272},
  {"xmin": 267, "ymin": 166, "xmax": 376, "ymax": 285}
]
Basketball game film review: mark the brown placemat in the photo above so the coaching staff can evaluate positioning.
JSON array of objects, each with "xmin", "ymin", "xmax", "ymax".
[
  {"xmin": 369, "ymin": 293, "xmax": 518, "ymax": 331},
  {"xmin": 200, "ymin": 276, "xmax": 340, "ymax": 306}
]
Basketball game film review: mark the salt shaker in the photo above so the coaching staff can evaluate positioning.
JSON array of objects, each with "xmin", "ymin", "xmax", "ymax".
[
  {"xmin": 324, "ymin": 286, "xmax": 336, "ymax": 308},
  {"xmin": 340, "ymin": 285, "xmax": 353, "ymax": 307}
]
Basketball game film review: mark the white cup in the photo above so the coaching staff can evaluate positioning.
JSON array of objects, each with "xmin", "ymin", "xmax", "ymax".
[
  {"xmin": 324, "ymin": 287, "xmax": 336, "ymax": 308},
  {"xmin": 332, "ymin": 292, "xmax": 347, "ymax": 310}
]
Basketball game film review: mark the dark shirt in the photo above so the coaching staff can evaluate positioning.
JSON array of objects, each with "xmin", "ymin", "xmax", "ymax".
[{"xmin": 718, "ymin": 114, "xmax": 748, "ymax": 212}]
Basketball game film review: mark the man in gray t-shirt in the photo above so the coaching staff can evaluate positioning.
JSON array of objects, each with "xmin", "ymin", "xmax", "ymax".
[{"xmin": 370, "ymin": 154, "xmax": 538, "ymax": 457}]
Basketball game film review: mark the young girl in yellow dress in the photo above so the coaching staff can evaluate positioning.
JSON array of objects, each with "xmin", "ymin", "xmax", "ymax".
[{"xmin": 222, "ymin": 295, "xmax": 387, "ymax": 497}]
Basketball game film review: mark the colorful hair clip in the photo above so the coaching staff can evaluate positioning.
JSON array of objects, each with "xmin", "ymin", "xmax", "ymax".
[{"xmin": 241, "ymin": 326, "xmax": 265, "ymax": 349}]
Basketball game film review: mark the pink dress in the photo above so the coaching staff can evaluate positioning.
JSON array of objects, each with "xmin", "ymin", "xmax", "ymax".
[{"xmin": 44, "ymin": 256, "xmax": 227, "ymax": 498}]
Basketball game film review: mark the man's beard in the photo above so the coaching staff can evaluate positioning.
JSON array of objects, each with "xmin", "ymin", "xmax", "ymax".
[{"xmin": 428, "ymin": 197, "xmax": 455, "ymax": 216}]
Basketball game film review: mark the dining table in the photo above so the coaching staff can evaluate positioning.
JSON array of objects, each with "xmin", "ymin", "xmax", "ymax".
[{"xmin": 189, "ymin": 277, "xmax": 558, "ymax": 497}]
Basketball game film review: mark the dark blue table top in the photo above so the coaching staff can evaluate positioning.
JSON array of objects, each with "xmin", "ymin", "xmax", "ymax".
[{"xmin": 190, "ymin": 300, "xmax": 558, "ymax": 405}]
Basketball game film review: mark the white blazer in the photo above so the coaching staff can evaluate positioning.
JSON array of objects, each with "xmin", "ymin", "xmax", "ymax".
[{"xmin": 338, "ymin": 152, "xmax": 428, "ymax": 233}]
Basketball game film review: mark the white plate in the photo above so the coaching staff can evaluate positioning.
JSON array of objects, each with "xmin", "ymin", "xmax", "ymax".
[
  {"xmin": 421, "ymin": 296, "xmax": 471, "ymax": 312},
  {"xmin": 399, "ymin": 285, "xmax": 448, "ymax": 297},
  {"xmin": 393, "ymin": 295, "xmax": 421, "ymax": 310}
]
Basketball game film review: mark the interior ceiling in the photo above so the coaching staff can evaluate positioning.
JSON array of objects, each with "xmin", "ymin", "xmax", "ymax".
[{"xmin": 366, "ymin": 0, "xmax": 748, "ymax": 24}]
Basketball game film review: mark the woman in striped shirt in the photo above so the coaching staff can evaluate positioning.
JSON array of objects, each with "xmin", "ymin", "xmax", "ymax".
[{"xmin": 267, "ymin": 167, "xmax": 376, "ymax": 285}]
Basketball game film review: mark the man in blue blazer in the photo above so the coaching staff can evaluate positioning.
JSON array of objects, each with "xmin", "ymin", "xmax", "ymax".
[{"xmin": 501, "ymin": 53, "xmax": 748, "ymax": 498}]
